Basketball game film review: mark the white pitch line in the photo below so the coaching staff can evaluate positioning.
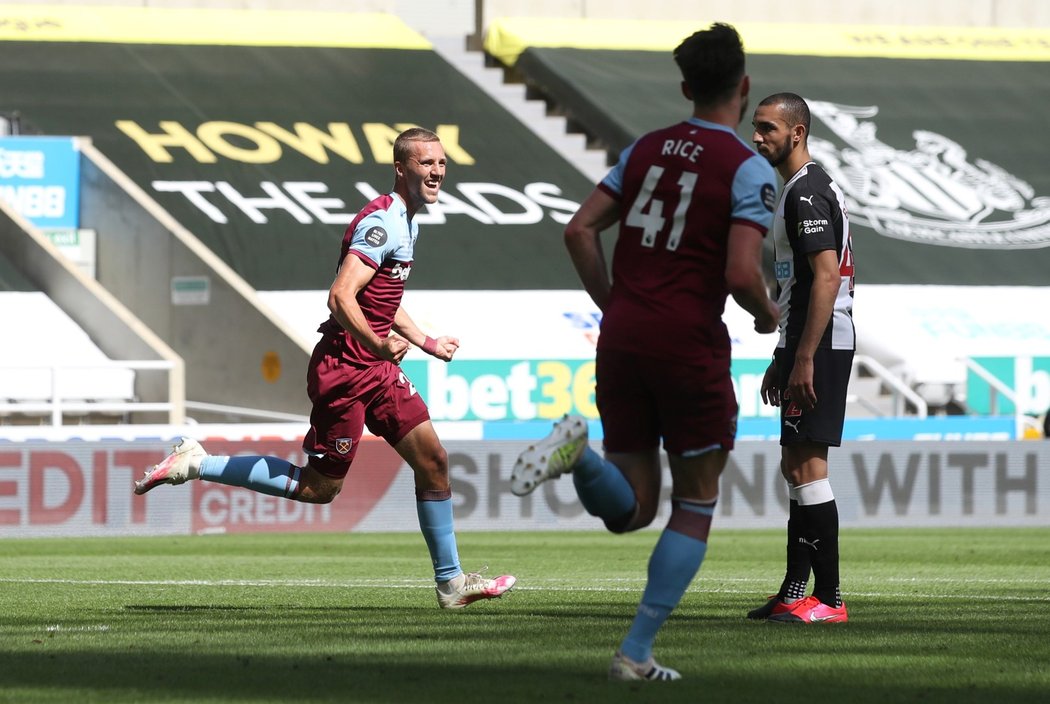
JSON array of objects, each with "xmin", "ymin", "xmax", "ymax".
[
  {"xmin": 2, "ymin": 577, "xmax": 1048, "ymax": 602},
  {"xmin": 5, "ymin": 575, "xmax": 1049, "ymax": 586}
]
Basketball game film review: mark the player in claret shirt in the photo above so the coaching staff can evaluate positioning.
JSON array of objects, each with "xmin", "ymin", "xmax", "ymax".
[
  {"xmin": 511, "ymin": 23, "xmax": 779, "ymax": 681},
  {"xmin": 749, "ymin": 92, "xmax": 855, "ymax": 624},
  {"xmin": 136, "ymin": 128, "xmax": 515, "ymax": 611}
]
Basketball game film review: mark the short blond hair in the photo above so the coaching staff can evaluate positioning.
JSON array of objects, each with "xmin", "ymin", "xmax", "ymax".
[{"xmin": 393, "ymin": 127, "xmax": 440, "ymax": 163}]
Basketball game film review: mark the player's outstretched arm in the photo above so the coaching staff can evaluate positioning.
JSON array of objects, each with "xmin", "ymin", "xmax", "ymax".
[
  {"xmin": 726, "ymin": 224, "xmax": 779, "ymax": 334},
  {"xmin": 393, "ymin": 307, "xmax": 459, "ymax": 362}
]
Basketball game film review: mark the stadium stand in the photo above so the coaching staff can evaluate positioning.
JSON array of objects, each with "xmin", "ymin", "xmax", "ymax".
[
  {"xmin": 485, "ymin": 18, "xmax": 1050, "ymax": 287},
  {"xmin": 479, "ymin": 17, "xmax": 1050, "ymax": 418},
  {"xmin": 0, "ymin": 196, "xmax": 184, "ymax": 425},
  {"xmin": 0, "ymin": 292, "xmax": 135, "ymax": 424},
  {"xmin": 0, "ymin": 3, "xmax": 1047, "ymax": 544},
  {"xmin": 0, "ymin": 14, "xmax": 593, "ymax": 291},
  {"xmin": 0, "ymin": 7, "xmax": 598, "ymax": 424},
  {"xmin": 1, "ymin": 3, "xmax": 1048, "ymax": 427}
]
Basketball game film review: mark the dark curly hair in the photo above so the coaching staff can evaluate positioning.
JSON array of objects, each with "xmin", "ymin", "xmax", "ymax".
[{"xmin": 673, "ymin": 23, "xmax": 746, "ymax": 107}]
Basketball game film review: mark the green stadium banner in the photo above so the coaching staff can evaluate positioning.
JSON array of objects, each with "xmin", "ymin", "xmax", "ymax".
[
  {"xmin": 512, "ymin": 47, "xmax": 1050, "ymax": 285},
  {"xmin": 0, "ymin": 21, "xmax": 596, "ymax": 289}
]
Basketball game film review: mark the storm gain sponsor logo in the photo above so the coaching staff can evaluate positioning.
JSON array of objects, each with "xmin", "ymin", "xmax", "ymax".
[
  {"xmin": 799, "ymin": 218, "xmax": 829, "ymax": 236},
  {"xmin": 807, "ymin": 100, "xmax": 1050, "ymax": 249}
]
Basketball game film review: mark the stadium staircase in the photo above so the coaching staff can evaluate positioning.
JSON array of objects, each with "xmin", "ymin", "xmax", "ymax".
[
  {"xmin": 432, "ymin": 36, "xmax": 929, "ymax": 422},
  {"xmin": 430, "ymin": 37, "xmax": 609, "ymax": 185}
]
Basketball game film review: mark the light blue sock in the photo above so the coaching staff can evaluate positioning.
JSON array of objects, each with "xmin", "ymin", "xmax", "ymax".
[
  {"xmin": 416, "ymin": 497, "xmax": 462, "ymax": 583},
  {"xmin": 572, "ymin": 447, "xmax": 636, "ymax": 520},
  {"xmin": 620, "ymin": 499, "xmax": 715, "ymax": 663},
  {"xmin": 198, "ymin": 455, "xmax": 301, "ymax": 499}
]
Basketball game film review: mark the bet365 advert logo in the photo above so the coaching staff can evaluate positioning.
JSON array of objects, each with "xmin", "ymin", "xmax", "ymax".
[
  {"xmin": 400, "ymin": 358, "xmax": 780, "ymax": 422},
  {"xmin": 400, "ymin": 359, "xmax": 596, "ymax": 421}
]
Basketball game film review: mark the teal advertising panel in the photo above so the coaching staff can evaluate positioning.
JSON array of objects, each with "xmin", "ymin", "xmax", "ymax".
[
  {"xmin": 400, "ymin": 356, "xmax": 780, "ymax": 422},
  {"xmin": 400, "ymin": 358, "xmax": 597, "ymax": 422},
  {"xmin": 967, "ymin": 356, "xmax": 1050, "ymax": 415}
]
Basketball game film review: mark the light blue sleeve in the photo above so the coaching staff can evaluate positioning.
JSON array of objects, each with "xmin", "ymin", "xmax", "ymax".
[
  {"xmin": 731, "ymin": 154, "xmax": 778, "ymax": 230},
  {"xmin": 599, "ymin": 141, "xmax": 637, "ymax": 197},
  {"xmin": 349, "ymin": 210, "xmax": 401, "ymax": 268}
]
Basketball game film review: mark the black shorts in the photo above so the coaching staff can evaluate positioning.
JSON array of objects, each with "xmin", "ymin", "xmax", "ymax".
[{"xmin": 774, "ymin": 347, "xmax": 853, "ymax": 447}]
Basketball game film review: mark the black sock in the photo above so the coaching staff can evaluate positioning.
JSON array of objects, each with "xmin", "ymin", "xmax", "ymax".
[
  {"xmin": 778, "ymin": 499, "xmax": 811, "ymax": 601},
  {"xmin": 800, "ymin": 499, "xmax": 841, "ymax": 607}
]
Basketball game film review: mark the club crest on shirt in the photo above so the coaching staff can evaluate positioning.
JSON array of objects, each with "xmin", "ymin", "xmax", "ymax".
[
  {"xmin": 364, "ymin": 226, "xmax": 387, "ymax": 247},
  {"xmin": 807, "ymin": 99, "xmax": 1050, "ymax": 249},
  {"xmin": 335, "ymin": 437, "xmax": 352, "ymax": 455}
]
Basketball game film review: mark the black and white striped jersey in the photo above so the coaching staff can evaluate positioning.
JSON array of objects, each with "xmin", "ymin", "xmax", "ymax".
[{"xmin": 772, "ymin": 161, "xmax": 855, "ymax": 351}]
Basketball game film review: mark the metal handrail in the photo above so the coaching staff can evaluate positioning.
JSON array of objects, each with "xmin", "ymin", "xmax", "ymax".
[
  {"xmin": 0, "ymin": 360, "xmax": 180, "ymax": 425},
  {"xmin": 960, "ymin": 358, "xmax": 1018, "ymax": 415},
  {"xmin": 961, "ymin": 357, "xmax": 1026, "ymax": 438},
  {"xmin": 184, "ymin": 401, "xmax": 309, "ymax": 423},
  {"xmin": 852, "ymin": 354, "xmax": 928, "ymax": 418}
]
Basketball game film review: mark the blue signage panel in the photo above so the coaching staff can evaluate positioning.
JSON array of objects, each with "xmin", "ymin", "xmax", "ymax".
[
  {"xmin": 480, "ymin": 416, "xmax": 1017, "ymax": 441},
  {"xmin": 0, "ymin": 136, "xmax": 80, "ymax": 229}
]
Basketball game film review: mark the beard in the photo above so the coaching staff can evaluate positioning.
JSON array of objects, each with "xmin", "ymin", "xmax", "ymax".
[{"xmin": 765, "ymin": 141, "xmax": 793, "ymax": 168}]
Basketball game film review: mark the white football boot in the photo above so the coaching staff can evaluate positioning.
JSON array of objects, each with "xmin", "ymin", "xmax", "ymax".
[
  {"xmin": 510, "ymin": 414, "xmax": 588, "ymax": 496},
  {"xmin": 608, "ymin": 651, "xmax": 682, "ymax": 682},
  {"xmin": 436, "ymin": 571, "xmax": 517, "ymax": 609},
  {"xmin": 134, "ymin": 438, "xmax": 206, "ymax": 495}
]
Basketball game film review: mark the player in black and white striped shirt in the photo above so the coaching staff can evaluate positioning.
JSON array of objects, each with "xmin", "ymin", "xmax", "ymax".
[{"xmin": 749, "ymin": 92, "xmax": 855, "ymax": 624}]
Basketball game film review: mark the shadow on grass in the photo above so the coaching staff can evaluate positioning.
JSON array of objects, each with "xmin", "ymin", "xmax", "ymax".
[
  {"xmin": 3, "ymin": 596, "xmax": 1047, "ymax": 704},
  {"xmin": 120, "ymin": 601, "xmax": 662, "ymax": 621},
  {"xmin": 1, "ymin": 647, "xmax": 1047, "ymax": 704},
  {"xmin": 124, "ymin": 605, "xmax": 263, "ymax": 612}
]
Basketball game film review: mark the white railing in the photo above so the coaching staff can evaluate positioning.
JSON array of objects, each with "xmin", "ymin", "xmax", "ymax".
[
  {"xmin": 0, "ymin": 360, "xmax": 183, "ymax": 425},
  {"xmin": 852, "ymin": 354, "xmax": 929, "ymax": 418},
  {"xmin": 960, "ymin": 357, "xmax": 1026, "ymax": 437},
  {"xmin": 183, "ymin": 401, "xmax": 309, "ymax": 424},
  {"xmin": 960, "ymin": 358, "xmax": 1018, "ymax": 415}
]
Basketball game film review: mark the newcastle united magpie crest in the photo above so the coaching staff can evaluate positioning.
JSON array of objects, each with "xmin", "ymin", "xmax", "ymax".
[{"xmin": 807, "ymin": 100, "xmax": 1050, "ymax": 249}]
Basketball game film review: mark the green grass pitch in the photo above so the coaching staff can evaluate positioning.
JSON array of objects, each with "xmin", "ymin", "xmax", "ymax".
[{"xmin": 1, "ymin": 528, "xmax": 1048, "ymax": 703}]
